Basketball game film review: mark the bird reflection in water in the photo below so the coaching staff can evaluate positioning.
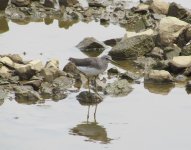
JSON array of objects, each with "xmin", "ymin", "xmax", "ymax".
[{"xmin": 70, "ymin": 121, "xmax": 112, "ymax": 144}]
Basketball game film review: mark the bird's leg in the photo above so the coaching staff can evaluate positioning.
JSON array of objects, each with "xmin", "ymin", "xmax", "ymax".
[
  {"xmin": 94, "ymin": 104, "xmax": 97, "ymax": 122},
  {"xmin": 87, "ymin": 77, "xmax": 90, "ymax": 94},
  {"xmin": 87, "ymin": 105, "xmax": 90, "ymax": 123},
  {"xmin": 94, "ymin": 76, "xmax": 97, "ymax": 94}
]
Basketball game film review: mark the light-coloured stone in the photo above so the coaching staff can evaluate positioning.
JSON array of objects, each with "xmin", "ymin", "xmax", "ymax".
[
  {"xmin": 145, "ymin": 70, "xmax": 174, "ymax": 83},
  {"xmin": 29, "ymin": 59, "xmax": 43, "ymax": 72},
  {"xmin": 159, "ymin": 17, "xmax": 189, "ymax": 46},
  {"xmin": 45, "ymin": 59, "xmax": 59, "ymax": 69},
  {"xmin": 170, "ymin": 56, "xmax": 191, "ymax": 68},
  {"xmin": 0, "ymin": 66, "xmax": 12, "ymax": 78},
  {"xmin": 125, "ymin": 29, "xmax": 154, "ymax": 38},
  {"xmin": 150, "ymin": 0, "xmax": 169, "ymax": 15},
  {"xmin": 0, "ymin": 57, "xmax": 14, "ymax": 67}
]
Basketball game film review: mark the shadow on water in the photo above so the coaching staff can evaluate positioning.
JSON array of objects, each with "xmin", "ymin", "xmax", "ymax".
[
  {"xmin": 0, "ymin": 17, "xmax": 9, "ymax": 34},
  {"xmin": 70, "ymin": 121, "xmax": 112, "ymax": 144}
]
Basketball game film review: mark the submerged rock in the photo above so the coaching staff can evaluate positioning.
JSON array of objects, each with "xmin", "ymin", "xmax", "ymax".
[
  {"xmin": 109, "ymin": 35, "xmax": 155, "ymax": 59},
  {"xmin": 134, "ymin": 57, "xmax": 157, "ymax": 70},
  {"xmin": 144, "ymin": 70, "xmax": 174, "ymax": 83},
  {"xmin": 76, "ymin": 37, "xmax": 106, "ymax": 53},
  {"xmin": 0, "ymin": 0, "xmax": 9, "ymax": 10},
  {"xmin": 104, "ymin": 79, "xmax": 133, "ymax": 96},
  {"xmin": 76, "ymin": 91, "xmax": 103, "ymax": 105},
  {"xmin": 119, "ymin": 71, "xmax": 140, "ymax": 81}
]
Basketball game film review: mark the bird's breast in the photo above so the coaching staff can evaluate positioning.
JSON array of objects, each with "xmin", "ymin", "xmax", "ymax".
[{"xmin": 77, "ymin": 66, "xmax": 105, "ymax": 76}]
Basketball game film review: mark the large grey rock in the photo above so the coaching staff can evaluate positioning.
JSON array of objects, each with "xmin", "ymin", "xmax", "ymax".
[
  {"xmin": 109, "ymin": 35, "xmax": 155, "ymax": 59},
  {"xmin": 144, "ymin": 70, "xmax": 174, "ymax": 83},
  {"xmin": 53, "ymin": 76, "xmax": 73, "ymax": 90},
  {"xmin": 104, "ymin": 79, "xmax": 133, "ymax": 96},
  {"xmin": 40, "ymin": 82, "xmax": 53, "ymax": 98},
  {"xmin": 11, "ymin": 0, "xmax": 30, "ymax": 7},
  {"xmin": 159, "ymin": 17, "xmax": 189, "ymax": 46},
  {"xmin": 76, "ymin": 37, "xmax": 106, "ymax": 52},
  {"xmin": 150, "ymin": 0, "xmax": 169, "ymax": 15},
  {"xmin": 0, "ymin": 0, "xmax": 9, "ymax": 10},
  {"xmin": 14, "ymin": 85, "xmax": 42, "ymax": 104}
]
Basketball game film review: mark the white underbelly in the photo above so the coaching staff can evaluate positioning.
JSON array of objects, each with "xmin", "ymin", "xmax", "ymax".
[{"xmin": 77, "ymin": 66, "xmax": 104, "ymax": 76}]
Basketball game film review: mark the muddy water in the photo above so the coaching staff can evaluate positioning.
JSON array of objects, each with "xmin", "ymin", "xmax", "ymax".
[{"xmin": 1, "ymin": 2, "xmax": 191, "ymax": 150}]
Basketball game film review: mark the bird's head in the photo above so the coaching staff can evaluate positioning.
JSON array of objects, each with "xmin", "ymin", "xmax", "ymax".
[{"xmin": 101, "ymin": 55, "xmax": 118, "ymax": 64}]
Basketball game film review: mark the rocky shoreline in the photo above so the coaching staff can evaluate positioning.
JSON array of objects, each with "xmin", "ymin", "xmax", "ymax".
[{"xmin": 0, "ymin": 0, "xmax": 191, "ymax": 105}]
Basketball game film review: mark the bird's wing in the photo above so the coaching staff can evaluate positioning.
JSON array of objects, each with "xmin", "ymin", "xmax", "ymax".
[{"xmin": 69, "ymin": 57, "xmax": 98, "ymax": 68}]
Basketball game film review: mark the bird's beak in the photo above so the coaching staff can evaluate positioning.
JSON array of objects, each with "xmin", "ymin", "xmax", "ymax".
[{"xmin": 108, "ymin": 58, "xmax": 119, "ymax": 65}]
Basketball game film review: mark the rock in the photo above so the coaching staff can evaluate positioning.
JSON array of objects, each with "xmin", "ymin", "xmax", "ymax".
[
  {"xmin": 14, "ymin": 85, "xmax": 42, "ymax": 104},
  {"xmin": 40, "ymin": 67, "xmax": 60, "ymax": 82},
  {"xmin": 169, "ymin": 56, "xmax": 191, "ymax": 73},
  {"xmin": 40, "ymin": 82, "xmax": 53, "ymax": 98},
  {"xmin": 159, "ymin": 16, "xmax": 189, "ymax": 46},
  {"xmin": 29, "ymin": 59, "xmax": 43, "ymax": 72},
  {"xmin": 163, "ymin": 44, "xmax": 181, "ymax": 60},
  {"xmin": 40, "ymin": 59, "xmax": 60, "ymax": 82},
  {"xmin": 103, "ymin": 38, "xmax": 122, "ymax": 47},
  {"xmin": 150, "ymin": 0, "xmax": 169, "ymax": 15},
  {"xmin": 0, "ymin": 56, "xmax": 14, "ymax": 68},
  {"xmin": 76, "ymin": 37, "xmax": 106, "ymax": 52},
  {"xmin": 134, "ymin": 57, "xmax": 157, "ymax": 70},
  {"xmin": 104, "ymin": 79, "xmax": 133, "ymax": 96},
  {"xmin": 53, "ymin": 76, "xmax": 73, "ymax": 90},
  {"xmin": 183, "ymin": 66, "xmax": 191, "ymax": 76},
  {"xmin": 63, "ymin": 62, "xmax": 80, "ymax": 78},
  {"xmin": 11, "ymin": 0, "xmax": 30, "ymax": 7},
  {"xmin": 0, "ymin": 0, "xmax": 9, "ymax": 10},
  {"xmin": 168, "ymin": 2, "xmax": 191, "ymax": 23},
  {"xmin": 45, "ymin": 59, "xmax": 59, "ymax": 69},
  {"xmin": 0, "ymin": 66, "xmax": 12, "ymax": 78},
  {"xmin": 147, "ymin": 47, "xmax": 164, "ymax": 59},
  {"xmin": 134, "ymin": 3, "xmax": 149, "ymax": 13},
  {"xmin": 182, "ymin": 44, "xmax": 191, "ymax": 56},
  {"xmin": 14, "ymin": 63, "xmax": 35, "ymax": 80},
  {"xmin": 0, "ymin": 18, "xmax": 9, "ymax": 34},
  {"xmin": 59, "ymin": 0, "xmax": 78, "ymax": 7},
  {"xmin": 170, "ymin": 56, "xmax": 191, "ymax": 68},
  {"xmin": 175, "ymin": 75, "xmax": 187, "ymax": 82},
  {"xmin": 153, "ymin": 60, "xmax": 170, "ymax": 70},
  {"xmin": 5, "ymin": 5, "xmax": 26, "ymax": 20},
  {"xmin": 43, "ymin": 0, "xmax": 54, "ymax": 8},
  {"xmin": 109, "ymin": 35, "xmax": 155, "ymax": 59},
  {"xmin": 7, "ymin": 54, "xmax": 23, "ymax": 64},
  {"xmin": 144, "ymin": 70, "xmax": 174, "ymax": 83},
  {"xmin": 144, "ymin": 82, "xmax": 174, "ymax": 95},
  {"xmin": 125, "ymin": 29, "xmax": 155, "ymax": 38},
  {"xmin": 119, "ymin": 71, "xmax": 140, "ymax": 81},
  {"xmin": 107, "ymin": 67, "xmax": 119, "ymax": 75},
  {"xmin": 186, "ymin": 81, "xmax": 191, "ymax": 94},
  {"xmin": 88, "ymin": 0, "xmax": 109, "ymax": 8},
  {"xmin": 76, "ymin": 91, "xmax": 103, "ymax": 105},
  {"xmin": 23, "ymin": 80, "xmax": 42, "ymax": 91},
  {"xmin": 52, "ymin": 87, "xmax": 67, "ymax": 101}
]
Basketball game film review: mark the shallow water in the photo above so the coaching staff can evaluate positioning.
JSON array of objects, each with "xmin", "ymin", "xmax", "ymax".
[{"xmin": 0, "ymin": 1, "xmax": 191, "ymax": 150}]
